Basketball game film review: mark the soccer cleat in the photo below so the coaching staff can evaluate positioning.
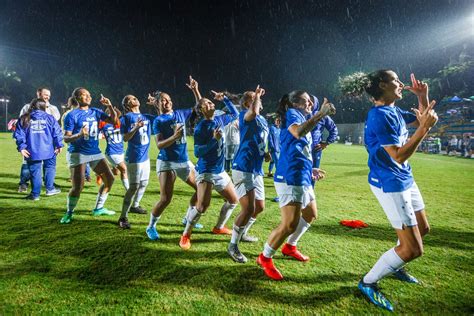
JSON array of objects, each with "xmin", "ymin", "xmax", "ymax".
[
  {"xmin": 60, "ymin": 213, "xmax": 73, "ymax": 224},
  {"xmin": 92, "ymin": 207, "xmax": 116, "ymax": 216},
  {"xmin": 18, "ymin": 184, "xmax": 28, "ymax": 193},
  {"xmin": 146, "ymin": 226, "xmax": 160, "ymax": 240},
  {"xmin": 358, "ymin": 279, "xmax": 394, "ymax": 312},
  {"xmin": 281, "ymin": 243, "xmax": 310, "ymax": 262},
  {"xmin": 118, "ymin": 217, "xmax": 131, "ymax": 229},
  {"xmin": 227, "ymin": 243, "xmax": 248, "ymax": 263},
  {"xmin": 257, "ymin": 253, "xmax": 284, "ymax": 280},
  {"xmin": 182, "ymin": 217, "xmax": 203, "ymax": 229},
  {"xmin": 24, "ymin": 194, "xmax": 40, "ymax": 201},
  {"xmin": 212, "ymin": 226, "xmax": 232, "ymax": 235},
  {"xmin": 241, "ymin": 234, "xmax": 259, "ymax": 243},
  {"xmin": 179, "ymin": 235, "xmax": 191, "ymax": 250},
  {"xmin": 393, "ymin": 268, "xmax": 419, "ymax": 284},
  {"xmin": 129, "ymin": 206, "xmax": 147, "ymax": 214},
  {"xmin": 45, "ymin": 188, "xmax": 61, "ymax": 196}
]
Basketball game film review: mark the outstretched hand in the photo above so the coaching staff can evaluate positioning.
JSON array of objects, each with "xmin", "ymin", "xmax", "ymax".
[
  {"xmin": 404, "ymin": 73, "xmax": 428, "ymax": 97},
  {"xmin": 319, "ymin": 97, "xmax": 336, "ymax": 116},
  {"xmin": 186, "ymin": 76, "xmax": 199, "ymax": 91},
  {"xmin": 99, "ymin": 94, "xmax": 112, "ymax": 107},
  {"xmin": 412, "ymin": 100, "xmax": 438, "ymax": 129},
  {"xmin": 211, "ymin": 90, "xmax": 225, "ymax": 101}
]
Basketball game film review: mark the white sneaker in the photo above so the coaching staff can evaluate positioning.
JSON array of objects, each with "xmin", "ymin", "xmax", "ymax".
[{"xmin": 46, "ymin": 188, "xmax": 61, "ymax": 196}]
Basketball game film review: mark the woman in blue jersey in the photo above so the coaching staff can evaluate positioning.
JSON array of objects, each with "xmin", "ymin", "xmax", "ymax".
[
  {"xmin": 267, "ymin": 116, "xmax": 281, "ymax": 177},
  {"xmin": 14, "ymin": 98, "xmax": 63, "ymax": 200},
  {"xmin": 257, "ymin": 91, "xmax": 335, "ymax": 280},
  {"xmin": 60, "ymin": 88, "xmax": 118, "ymax": 224},
  {"xmin": 98, "ymin": 107, "xmax": 130, "ymax": 192},
  {"xmin": 341, "ymin": 71, "xmax": 437, "ymax": 312},
  {"xmin": 146, "ymin": 76, "xmax": 200, "ymax": 240},
  {"xmin": 227, "ymin": 85, "xmax": 269, "ymax": 263},
  {"xmin": 118, "ymin": 95, "xmax": 156, "ymax": 229},
  {"xmin": 179, "ymin": 90, "xmax": 240, "ymax": 250}
]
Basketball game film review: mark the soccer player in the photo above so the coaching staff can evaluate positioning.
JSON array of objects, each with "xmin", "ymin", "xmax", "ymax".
[
  {"xmin": 60, "ymin": 88, "xmax": 118, "ymax": 224},
  {"xmin": 256, "ymin": 91, "xmax": 335, "ymax": 280},
  {"xmin": 118, "ymin": 95, "xmax": 156, "ymax": 228},
  {"xmin": 267, "ymin": 116, "xmax": 281, "ymax": 177},
  {"xmin": 14, "ymin": 98, "xmax": 63, "ymax": 200},
  {"xmin": 309, "ymin": 95, "xmax": 338, "ymax": 182},
  {"xmin": 146, "ymin": 76, "xmax": 200, "ymax": 240},
  {"xmin": 227, "ymin": 85, "xmax": 269, "ymax": 263},
  {"xmin": 179, "ymin": 89, "xmax": 240, "ymax": 249},
  {"xmin": 347, "ymin": 71, "xmax": 437, "ymax": 311},
  {"xmin": 98, "ymin": 107, "xmax": 130, "ymax": 191}
]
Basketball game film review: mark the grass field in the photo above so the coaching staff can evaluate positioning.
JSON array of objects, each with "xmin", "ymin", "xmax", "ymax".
[{"xmin": 0, "ymin": 132, "xmax": 473, "ymax": 314}]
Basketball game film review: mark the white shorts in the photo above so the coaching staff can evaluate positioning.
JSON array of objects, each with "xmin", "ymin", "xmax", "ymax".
[
  {"xmin": 274, "ymin": 182, "xmax": 315, "ymax": 208},
  {"xmin": 106, "ymin": 154, "xmax": 125, "ymax": 167},
  {"xmin": 196, "ymin": 171, "xmax": 231, "ymax": 192},
  {"xmin": 370, "ymin": 182, "xmax": 426, "ymax": 230},
  {"xmin": 156, "ymin": 159, "xmax": 195, "ymax": 182},
  {"xmin": 127, "ymin": 159, "xmax": 151, "ymax": 184},
  {"xmin": 69, "ymin": 152, "xmax": 104, "ymax": 169},
  {"xmin": 232, "ymin": 170, "xmax": 264, "ymax": 201}
]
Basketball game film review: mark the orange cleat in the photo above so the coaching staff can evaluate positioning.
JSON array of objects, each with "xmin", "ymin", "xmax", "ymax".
[
  {"xmin": 212, "ymin": 226, "xmax": 232, "ymax": 235},
  {"xmin": 256, "ymin": 253, "xmax": 283, "ymax": 280},
  {"xmin": 281, "ymin": 243, "xmax": 310, "ymax": 262},
  {"xmin": 179, "ymin": 235, "xmax": 191, "ymax": 250}
]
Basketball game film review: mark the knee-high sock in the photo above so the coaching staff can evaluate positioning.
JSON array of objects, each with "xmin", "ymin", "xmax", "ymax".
[
  {"xmin": 132, "ymin": 180, "xmax": 148, "ymax": 208},
  {"xmin": 67, "ymin": 196, "xmax": 79, "ymax": 215},
  {"xmin": 215, "ymin": 202, "xmax": 237, "ymax": 229},
  {"xmin": 183, "ymin": 206, "xmax": 201, "ymax": 236},
  {"xmin": 363, "ymin": 248, "xmax": 405, "ymax": 284},
  {"xmin": 230, "ymin": 224, "xmax": 246, "ymax": 244},
  {"xmin": 120, "ymin": 184, "xmax": 139, "ymax": 218},
  {"xmin": 242, "ymin": 217, "xmax": 256, "ymax": 236},
  {"xmin": 121, "ymin": 178, "xmax": 129, "ymax": 190},
  {"xmin": 94, "ymin": 185, "xmax": 109, "ymax": 209},
  {"xmin": 287, "ymin": 217, "xmax": 311, "ymax": 246}
]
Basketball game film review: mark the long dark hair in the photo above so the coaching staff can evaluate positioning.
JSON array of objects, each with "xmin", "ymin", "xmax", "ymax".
[
  {"xmin": 68, "ymin": 87, "xmax": 86, "ymax": 109},
  {"xmin": 276, "ymin": 90, "xmax": 307, "ymax": 126},
  {"xmin": 339, "ymin": 69, "xmax": 393, "ymax": 101},
  {"xmin": 121, "ymin": 95, "xmax": 134, "ymax": 114},
  {"xmin": 20, "ymin": 98, "xmax": 47, "ymax": 127}
]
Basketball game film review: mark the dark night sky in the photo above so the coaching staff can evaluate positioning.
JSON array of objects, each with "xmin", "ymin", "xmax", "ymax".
[{"xmin": 0, "ymin": 0, "xmax": 473, "ymax": 113}]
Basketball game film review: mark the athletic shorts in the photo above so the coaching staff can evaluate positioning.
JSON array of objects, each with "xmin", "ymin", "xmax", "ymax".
[
  {"xmin": 370, "ymin": 182, "xmax": 425, "ymax": 230},
  {"xmin": 156, "ymin": 159, "xmax": 195, "ymax": 182},
  {"xmin": 127, "ymin": 159, "xmax": 150, "ymax": 184},
  {"xmin": 274, "ymin": 182, "xmax": 315, "ymax": 208},
  {"xmin": 69, "ymin": 152, "xmax": 104, "ymax": 169},
  {"xmin": 232, "ymin": 169, "xmax": 264, "ymax": 201},
  {"xmin": 106, "ymin": 154, "xmax": 125, "ymax": 167},
  {"xmin": 196, "ymin": 171, "xmax": 231, "ymax": 192}
]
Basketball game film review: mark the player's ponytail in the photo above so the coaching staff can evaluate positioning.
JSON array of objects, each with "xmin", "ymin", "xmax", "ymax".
[
  {"xmin": 277, "ymin": 90, "xmax": 307, "ymax": 126},
  {"xmin": 338, "ymin": 69, "xmax": 393, "ymax": 101},
  {"xmin": 20, "ymin": 98, "xmax": 47, "ymax": 128},
  {"xmin": 188, "ymin": 99, "xmax": 204, "ymax": 130},
  {"xmin": 70, "ymin": 87, "xmax": 86, "ymax": 107}
]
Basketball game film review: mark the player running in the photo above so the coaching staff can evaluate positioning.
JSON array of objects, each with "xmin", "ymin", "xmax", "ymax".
[
  {"xmin": 179, "ymin": 89, "xmax": 240, "ymax": 249},
  {"xmin": 256, "ymin": 91, "xmax": 335, "ymax": 280},
  {"xmin": 60, "ymin": 88, "xmax": 118, "ymax": 224}
]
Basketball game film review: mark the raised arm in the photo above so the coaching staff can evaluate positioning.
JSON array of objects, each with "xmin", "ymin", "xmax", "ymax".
[
  {"xmin": 244, "ymin": 85, "xmax": 265, "ymax": 121},
  {"xmin": 384, "ymin": 100, "xmax": 438, "ymax": 164},
  {"xmin": 211, "ymin": 90, "xmax": 239, "ymax": 118},
  {"xmin": 99, "ymin": 94, "xmax": 117, "ymax": 125},
  {"xmin": 186, "ymin": 76, "xmax": 202, "ymax": 103},
  {"xmin": 404, "ymin": 73, "xmax": 430, "ymax": 127},
  {"xmin": 289, "ymin": 98, "xmax": 336, "ymax": 139}
]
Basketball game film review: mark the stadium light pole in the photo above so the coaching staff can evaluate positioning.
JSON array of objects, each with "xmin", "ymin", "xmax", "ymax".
[{"xmin": 0, "ymin": 97, "xmax": 10, "ymax": 132}]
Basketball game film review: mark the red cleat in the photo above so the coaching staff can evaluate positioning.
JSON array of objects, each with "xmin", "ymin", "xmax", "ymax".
[
  {"xmin": 257, "ymin": 253, "xmax": 283, "ymax": 280},
  {"xmin": 179, "ymin": 235, "xmax": 191, "ymax": 250},
  {"xmin": 281, "ymin": 243, "xmax": 310, "ymax": 262},
  {"xmin": 212, "ymin": 226, "xmax": 232, "ymax": 235}
]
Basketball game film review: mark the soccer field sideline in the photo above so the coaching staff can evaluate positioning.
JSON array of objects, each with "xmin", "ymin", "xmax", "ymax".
[{"xmin": 0, "ymin": 133, "xmax": 473, "ymax": 314}]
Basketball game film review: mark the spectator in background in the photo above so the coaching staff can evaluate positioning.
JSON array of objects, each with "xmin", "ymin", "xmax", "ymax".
[
  {"xmin": 14, "ymin": 98, "xmax": 63, "ymax": 200},
  {"xmin": 447, "ymin": 135, "xmax": 458, "ymax": 155},
  {"xmin": 267, "ymin": 116, "xmax": 281, "ymax": 177},
  {"xmin": 17, "ymin": 87, "xmax": 61, "ymax": 193}
]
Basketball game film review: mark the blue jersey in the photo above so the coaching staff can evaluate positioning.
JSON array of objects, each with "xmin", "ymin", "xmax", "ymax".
[
  {"xmin": 275, "ymin": 108, "xmax": 313, "ymax": 186},
  {"xmin": 232, "ymin": 110, "xmax": 269, "ymax": 176},
  {"xmin": 64, "ymin": 107, "xmax": 109, "ymax": 155},
  {"xmin": 120, "ymin": 112, "xmax": 156, "ymax": 163},
  {"xmin": 268, "ymin": 124, "xmax": 281, "ymax": 153},
  {"xmin": 14, "ymin": 110, "xmax": 63, "ymax": 161},
  {"xmin": 365, "ymin": 105, "xmax": 417, "ymax": 192},
  {"xmin": 99, "ymin": 121, "xmax": 123, "ymax": 156},
  {"xmin": 152, "ymin": 109, "xmax": 192, "ymax": 162},
  {"xmin": 194, "ymin": 98, "xmax": 239, "ymax": 174}
]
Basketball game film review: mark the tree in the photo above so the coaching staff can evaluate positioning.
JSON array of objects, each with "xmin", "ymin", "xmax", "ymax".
[{"xmin": 0, "ymin": 67, "xmax": 21, "ymax": 97}]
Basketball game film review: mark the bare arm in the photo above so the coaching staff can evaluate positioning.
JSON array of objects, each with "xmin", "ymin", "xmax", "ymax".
[
  {"xmin": 288, "ymin": 98, "xmax": 336, "ymax": 139},
  {"xmin": 186, "ymin": 76, "xmax": 202, "ymax": 103},
  {"xmin": 64, "ymin": 128, "xmax": 86, "ymax": 144},
  {"xmin": 244, "ymin": 85, "xmax": 265, "ymax": 122},
  {"xmin": 123, "ymin": 120, "xmax": 144, "ymax": 142},
  {"xmin": 154, "ymin": 125, "xmax": 184, "ymax": 149}
]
